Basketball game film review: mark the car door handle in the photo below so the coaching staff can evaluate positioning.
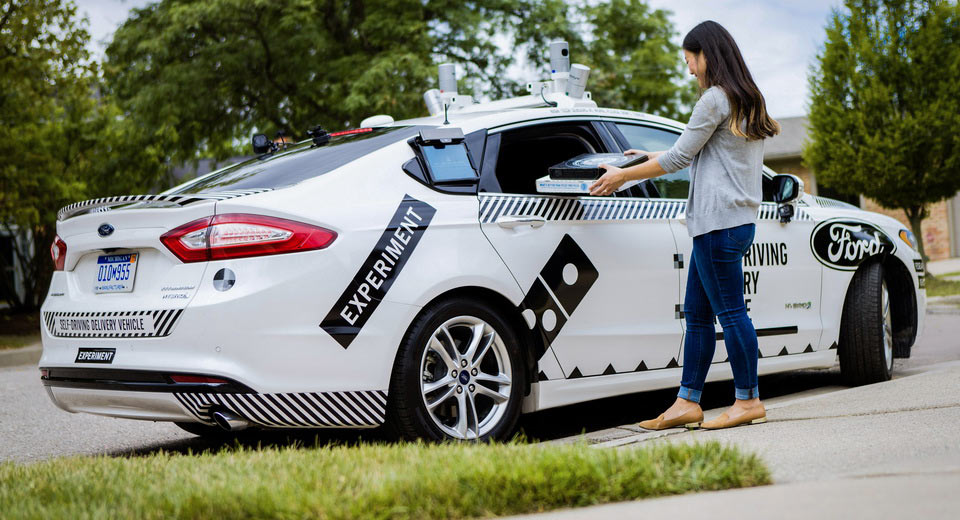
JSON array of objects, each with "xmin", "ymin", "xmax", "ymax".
[{"xmin": 496, "ymin": 215, "xmax": 546, "ymax": 229}]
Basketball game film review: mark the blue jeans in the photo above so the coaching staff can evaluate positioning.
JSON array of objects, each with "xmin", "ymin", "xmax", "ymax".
[{"xmin": 677, "ymin": 223, "xmax": 759, "ymax": 403}]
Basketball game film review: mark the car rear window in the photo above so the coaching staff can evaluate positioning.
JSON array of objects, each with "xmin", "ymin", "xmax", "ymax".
[{"xmin": 168, "ymin": 126, "xmax": 421, "ymax": 194}]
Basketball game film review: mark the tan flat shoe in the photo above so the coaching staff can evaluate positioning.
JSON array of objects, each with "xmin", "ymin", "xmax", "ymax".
[
  {"xmin": 701, "ymin": 405, "xmax": 767, "ymax": 430},
  {"xmin": 638, "ymin": 408, "xmax": 704, "ymax": 431}
]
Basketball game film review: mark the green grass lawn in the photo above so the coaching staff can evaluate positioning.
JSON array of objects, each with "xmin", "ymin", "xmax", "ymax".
[
  {"xmin": 0, "ymin": 334, "xmax": 39, "ymax": 351},
  {"xmin": 0, "ymin": 441, "xmax": 769, "ymax": 520},
  {"xmin": 926, "ymin": 274, "xmax": 960, "ymax": 298}
]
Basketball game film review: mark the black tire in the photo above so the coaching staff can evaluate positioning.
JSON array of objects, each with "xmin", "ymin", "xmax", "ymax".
[
  {"xmin": 386, "ymin": 298, "xmax": 526, "ymax": 442},
  {"xmin": 839, "ymin": 262, "xmax": 893, "ymax": 385}
]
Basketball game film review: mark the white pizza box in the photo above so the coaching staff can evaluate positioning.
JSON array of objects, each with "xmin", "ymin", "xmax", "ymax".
[{"xmin": 535, "ymin": 175, "xmax": 640, "ymax": 194}]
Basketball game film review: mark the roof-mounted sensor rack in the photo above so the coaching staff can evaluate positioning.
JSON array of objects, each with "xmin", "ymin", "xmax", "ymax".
[{"xmin": 421, "ymin": 40, "xmax": 596, "ymax": 118}]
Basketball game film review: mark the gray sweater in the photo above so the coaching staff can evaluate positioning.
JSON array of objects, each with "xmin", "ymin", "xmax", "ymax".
[{"xmin": 657, "ymin": 86, "xmax": 764, "ymax": 237}]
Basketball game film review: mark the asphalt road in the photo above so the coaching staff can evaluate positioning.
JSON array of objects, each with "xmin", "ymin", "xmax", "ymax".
[{"xmin": 1, "ymin": 312, "xmax": 958, "ymax": 464}]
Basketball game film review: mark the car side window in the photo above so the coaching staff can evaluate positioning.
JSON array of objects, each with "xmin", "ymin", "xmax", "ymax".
[
  {"xmin": 491, "ymin": 122, "xmax": 604, "ymax": 195},
  {"xmin": 613, "ymin": 123, "xmax": 691, "ymax": 199}
]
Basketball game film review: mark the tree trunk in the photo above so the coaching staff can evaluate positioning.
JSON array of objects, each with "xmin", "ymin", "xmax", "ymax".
[
  {"xmin": 24, "ymin": 226, "xmax": 56, "ymax": 311},
  {"xmin": 904, "ymin": 204, "xmax": 929, "ymax": 274}
]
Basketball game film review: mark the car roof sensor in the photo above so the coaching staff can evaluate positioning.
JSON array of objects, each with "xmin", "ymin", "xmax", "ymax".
[
  {"xmin": 307, "ymin": 125, "xmax": 330, "ymax": 147},
  {"xmin": 418, "ymin": 127, "xmax": 465, "ymax": 146}
]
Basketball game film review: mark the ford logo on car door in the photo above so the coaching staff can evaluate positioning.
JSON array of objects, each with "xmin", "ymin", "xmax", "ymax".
[
  {"xmin": 809, "ymin": 218, "xmax": 896, "ymax": 270},
  {"xmin": 98, "ymin": 223, "xmax": 114, "ymax": 237}
]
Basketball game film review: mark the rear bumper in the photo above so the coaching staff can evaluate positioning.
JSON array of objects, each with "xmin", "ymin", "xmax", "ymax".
[
  {"xmin": 44, "ymin": 386, "xmax": 197, "ymax": 422},
  {"xmin": 41, "ymin": 368, "xmax": 387, "ymax": 429}
]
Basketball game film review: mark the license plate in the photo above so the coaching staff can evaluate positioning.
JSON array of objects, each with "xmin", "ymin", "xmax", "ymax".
[{"xmin": 94, "ymin": 253, "xmax": 139, "ymax": 293}]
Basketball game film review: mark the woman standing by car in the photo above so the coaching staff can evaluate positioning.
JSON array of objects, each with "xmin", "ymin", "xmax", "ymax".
[{"xmin": 589, "ymin": 20, "xmax": 780, "ymax": 430}]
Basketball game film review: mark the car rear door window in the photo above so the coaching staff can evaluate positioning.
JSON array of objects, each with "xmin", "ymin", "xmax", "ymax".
[
  {"xmin": 490, "ymin": 122, "xmax": 606, "ymax": 194},
  {"xmin": 613, "ymin": 123, "xmax": 690, "ymax": 199}
]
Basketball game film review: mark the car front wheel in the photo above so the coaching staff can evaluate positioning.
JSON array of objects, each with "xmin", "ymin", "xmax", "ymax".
[
  {"xmin": 387, "ymin": 298, "xmax": 525, "ymax": 441},
  {"xmin": 839, "ymin": 261, "xmax": 894, "ymax": 385}
]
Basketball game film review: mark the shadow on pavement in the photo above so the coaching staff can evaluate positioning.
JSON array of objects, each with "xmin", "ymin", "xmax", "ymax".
[
  {"xmin": 516, "ymin": 367, "xmax": 845, "ymax": 441},
  {"xmin": 108, "ymin": 367, "xmax": 846, "ymax": 458}
]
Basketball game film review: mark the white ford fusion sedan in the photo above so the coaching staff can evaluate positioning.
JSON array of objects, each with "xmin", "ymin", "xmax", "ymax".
[{"xmin": 39, "ymin": 63, "xmax": 925, "ymax": 441}]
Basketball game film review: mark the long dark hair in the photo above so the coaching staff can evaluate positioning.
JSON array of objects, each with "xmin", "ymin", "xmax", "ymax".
[{"xmin": 683, "ymin": 21, "xmax": 780, "ymax": 140}]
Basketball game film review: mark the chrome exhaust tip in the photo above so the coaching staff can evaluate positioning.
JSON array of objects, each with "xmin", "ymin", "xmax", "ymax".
[{"xmin": 211, "ymin": 410, "xmax": 249, "ymax": 432}]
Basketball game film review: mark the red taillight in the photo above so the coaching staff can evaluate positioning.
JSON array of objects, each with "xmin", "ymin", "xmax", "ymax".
[
  {"xmin": 50, "ymin": 236, "xmax": 67, "ymax": 270},
  {"xmin": 169, "ymin": 374, "xmax": 229, "ymax": 384},
  {"xmin": 160, "ymin": 213, "xmax": 337, "ymax": 263}
]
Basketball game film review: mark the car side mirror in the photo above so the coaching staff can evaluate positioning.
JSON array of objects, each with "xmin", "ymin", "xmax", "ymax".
[
  {"xmin": 772, "ymin": 174, "xmax": 803, "ymax": 204},
  {"xmin": 772, "ymin": 174, "xmax": 803, "ymax": 223}
]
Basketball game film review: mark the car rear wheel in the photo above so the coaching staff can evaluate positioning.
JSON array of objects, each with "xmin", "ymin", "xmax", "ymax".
[
  {"xmin": 839, "ymin": 262, "xmax": 894, "ymax": 385},
  {"xmin": 387, "ymin": 298, "xmax": 525, "ymax": 441}
]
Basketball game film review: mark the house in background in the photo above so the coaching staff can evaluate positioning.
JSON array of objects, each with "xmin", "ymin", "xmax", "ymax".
[{"xmin": 764, "ymin": 116, "xmax": 960, "ymax": 261}]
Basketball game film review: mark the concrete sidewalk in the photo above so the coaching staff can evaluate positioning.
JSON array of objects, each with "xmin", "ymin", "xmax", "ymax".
[
  {"xmin": 501, "ymin": 472, "xmax": 959, "ymax": 519},
  {"xmin": 508, "ymin": 362, "xmax": 960, "ymax": 519}
]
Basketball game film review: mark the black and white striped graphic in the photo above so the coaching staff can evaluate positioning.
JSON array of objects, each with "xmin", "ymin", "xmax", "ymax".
[
  {"xmin": 57, "ymin": 189, "xmax": 273, "ymax": 221},
  {"xmin": 813, "ymin": 196, "xmax": 858, "ymax": 210},
  {"xmin": 756, "ymin": 202, "xmax": 813, "ymax": 221},
  {"xmin": 173, "ymin": 390, "xmax": 388, "ymax": 428},
  {"xmin": 479, "ymin": 195, "xmax": 811, "ymax": 224},
  {"xmin": 43, "ymin": 309, "xmax": 183, "ymax": 338},
  {"xmin": 479, "ymin": 195, "xmax": 686, "ymax": 224}
]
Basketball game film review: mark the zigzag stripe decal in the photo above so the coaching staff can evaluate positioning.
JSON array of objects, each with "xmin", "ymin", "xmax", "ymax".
[
  {"xmin": 479, "ymin": 195, "xmax": 810, "ymax": 223},
  {"xmin": 813, "ymin": 196, "xmax": 858, "ymax": 209},
  {"xmin": 174, "ymin": 390, "xmax": 388, "ymax": 428},
  {"xmin": 57, "ymin": 189, "xmax": 273, "ymax": 221},
  {"xmin": 42, "ymin": 309, "xmax": 184, "ymax": 338}
]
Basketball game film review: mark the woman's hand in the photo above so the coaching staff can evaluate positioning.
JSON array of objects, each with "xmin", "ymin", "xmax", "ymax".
[
  {"xmin": 589, "ymin": 165, "xmax": 627, "ymax": 196},
  {"xmin": 624, "ymin": 149, "xmax": 648, "ymax": 156}
]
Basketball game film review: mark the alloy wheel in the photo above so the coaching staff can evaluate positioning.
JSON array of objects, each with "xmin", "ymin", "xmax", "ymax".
[
  {"xmin": 881, "ymin": 280, "xmax": 894, "ymax": 372},
  {"xmin": 419, "ymin": 316, "xmax": 513, "ymax": 440}
]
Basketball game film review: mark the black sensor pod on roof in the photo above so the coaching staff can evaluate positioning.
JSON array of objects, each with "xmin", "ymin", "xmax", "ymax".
[
  {"xmin": 252, "ymin": 133, "xmax": 273, "ymax": 154},
  {"xmin": 307, "ymin": 125, "xmax": 330, "ymax": 147}
]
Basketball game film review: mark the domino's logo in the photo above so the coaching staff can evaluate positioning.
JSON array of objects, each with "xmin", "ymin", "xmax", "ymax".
[{"xmin": 518, "ymin": 234, "xmax": 598, "ymax": 345}]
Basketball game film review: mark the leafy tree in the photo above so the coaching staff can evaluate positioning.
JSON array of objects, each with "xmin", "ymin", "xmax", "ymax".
[
  {"xmin": 0, "ymin": 0, "xmax": 169, "ymax": 311},
  {"xmin": 103, "ymin": 0, "xmax": 695, "ymax": 164},
  {"xmin": 805, "ymin": 0, "xmax": 960, "ymax": 262},
  {"xmin": 0, "ymin": 0, "xmax": 92, "ymax": 310},
  {"xmin": 582, "ymin": 0, "xmax": 697, "ymax": 119}
]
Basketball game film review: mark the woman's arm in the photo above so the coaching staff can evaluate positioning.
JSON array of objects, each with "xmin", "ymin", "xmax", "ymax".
[
  {"xmin": 589, "ymin": 89, "xmax": 726, "ymax": 196},
  {"xmin": 588, "ymin": 150, "xmax": 667, "ymax": 196}
]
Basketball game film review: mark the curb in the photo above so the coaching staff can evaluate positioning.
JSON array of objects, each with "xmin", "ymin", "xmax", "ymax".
[
  {"xmin": 0, "ymin": 344, "xmax": 42, "ymax": 369},
  {"xmin": 926, "ymin": 295, "xmax": 960, "ymax": 315},
  {"xmin": 927, "ymin": 295, "xmax": 960, "ymax": 304}
]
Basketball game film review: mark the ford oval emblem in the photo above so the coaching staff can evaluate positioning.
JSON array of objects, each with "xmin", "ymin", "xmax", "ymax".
[
  {"xmin": 809, "ymin": 218, "xmax": 896, "ymax": 270},
  {"xmin": 98, "ymin": 223, "xmax": 114, "ymax": 237}
]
